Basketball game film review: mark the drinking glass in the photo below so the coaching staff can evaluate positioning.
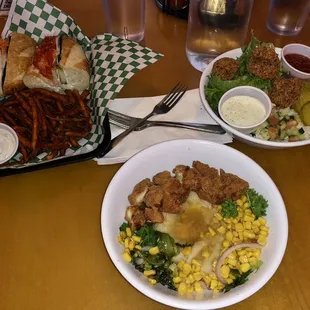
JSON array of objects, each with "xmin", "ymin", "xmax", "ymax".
[
  {"xmin": 267, "ymin": 0, "xmax": 310, "ymax": 36},
  {"xmin": 186, "ymin": 0, "xmax": 254, "ymax": 72},
  {"xmin": 102, "ymin": 0, "xmax": 146, "ymax": 42}
]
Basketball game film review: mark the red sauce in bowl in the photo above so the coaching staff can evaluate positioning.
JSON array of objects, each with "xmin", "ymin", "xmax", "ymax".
[{"xmin": 284, "ymin": 53, "xmax": 310, "ymax": 74}]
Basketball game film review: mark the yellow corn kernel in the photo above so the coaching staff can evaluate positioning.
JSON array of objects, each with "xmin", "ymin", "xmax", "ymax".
[
  {"xmin": 126, "ymin": 227, "xmax": 132, "ymax": 237},
  {"xmin": 144, "ymin": 270, "xmax": 156, "ymax": 276},
  {"xmin": 122, "ymin": 252, "xmax": 131, "ymax": 262},
  {"xmin": 243, "ymin": 230, "xmax": 256, "ymax": 239},
  {"xmin": 252, "ymin": 249, "xmax": 261, "ymax": 259},
  {"xmin": 246, "ymin": 251, "xmax": 253, "ymax": 258},
  {"xmin": 244, "ymin": 215, "xmax": 254, "ymax": 222},
  {"xmin": 228, "ymin": 251, "xmax": 237, "ymax": 259},
  {"xmin": 182, "ymin": 263, "xmax": 192, "ymax": 275},
  {"xmin": 128, "ymin": 240, "xmax": 135, "ymax": 251},
  {"xmin": 258, "ymin": 217, "xmax": 266, "ymax": 225},
  {"xmin": 233, "ymin": 231, "xmax": 238, "ymax": 237},
  {"xmin": 223, "ymin": 240, "xmax": 230, "ymax": 248},
  {"xmin": 120, "ymin": 231, "xmax": 127, "ymax": 239},
  {"xmin": 124, "ymin": 238, "xmax": 130, "ymax": 248},
  {"xmin": 244, "ymin": 209, "xmax": 252, "ymax": 215},
  {"xmin": 244, "ymin": 222, "xmax": 252, "ymax": 230},
  {"xmin": 226, "ymin": 278, "xmax": 234, "ymax": 284},
  {"xmin": 182, "ymin": 246, "xmax": 192, "ymax": 256},
  {"xmin": 192, "ymin": 264, "xmax": 201, "ymax": 272},
  {"xmin": 259, "ymin": 230, "xmax": 268, "ymax": 236},
  {"xmin": 253, "ymin": 226, "xmax": 260, "ymax": 234},
  {"xmin": 227, "ymin": 224, "xmax": 232, "ymax": 229},
  {"xmin": 252, "ymin": 220, "xmax": 261, "ymax": 227},
  {"xmin": 208, "ymin": 227, "xmax": 216, "ymax": 236},
  {"xmin": 228, "ymin": 259, "xmax": 237, "ymax": 267},
  {"xmin": 177, "ymin": 261, "xmax": 185, "ymax": 270},
  {"xmin": 237, "ymin": 249, "xmax": 246, "ymax": 256},
  {"xmin": 240, "ymin": 263, "xmax": 251, "ymax": 273},
  {"xmin": 243, "ymin": 201, "xmax": 250, "ymax": 208},
  {"xmin": 148, "ymin": 278, "xmax": 157, "ymax": 285},
  {"xmin": 210, "ymin": 279, "xmax": 218, "ymax": 289},
  {"xmin": 187, "ymin": 286, "xmax": 194, "ymax": 294},
  {"xmin": 224, "ymin": 218, "xmax": 232, "ymax": 224},
  {"xmin": 194, "ymin": 282, "xmax": 203, "ymax": 292},
  {"xmin": 202, "ymin": 249, "xmax": 210, "ymax": 258},
  {"xmin": 118, "ymin": 236, "xmax": 124, "ymax": 244},
  {"xmin": 214, "ymin": 213, "xmax": 223, "ymax": 221},
  {"xmin": 233, "ymin": 237, "xmax": 241, "ymax": 244},
  {"xmin": 193, "ymin": 272, "xmax": 203, "ymax": 281},
  {"xmin": 237, "ymin": 211, "xmax": 244, "ymax": 219},
  {"xmin": 225, "ymin": 231, "xmax": 233, "ymax": 241},
  {"xmin": 173, "ymin": 277, "xmax": 182, "ymax": 284},
  {"xmin": 149, "ymin": 246, "xmax": 160, "ymax": 255},
  {"xmin": 239, "ymin": 255, "xmax": 248, "ymax": 264},
  {"xmin": 258, "ymin": 237, "xmax": 267, "ymax": 246},
  {"xmin": 241, "ymin": 195, "xmax": 247, "ymax": 203},
  {"xmin": 235, "ymin": 223, "xmax": 244, "ymax": 232},
  {"xmin": 236, "ymin": 199, "xmax": 243, "ymax": 207},
  {"xmin": 232, "ymin": 218, "xmax": 239, "ymax": 224},
  {"xmin": 212, "ymin": 218, "xmax": 219, "ymax": 224},
  {"xmin": 179, "ymin": 272, "xmax": 187, "ymax": 278},
  {"xmin": 220, "ymin": 265, "xmax": 230, "ymax": 278},
  {"xmin": 260, "ymin": 225, "xmax": 269, "ymax": 232},
  {"xmin": 217, "ymin": 226, "xmax": 226, "ymax": 234},
  {"xmin": 133, "ymin": 253, "xmax": 138, "ymax": 257},
  {"xmin": 249, "ymin": 257, "xmax": 257, "ymax": 265},
  {"xmin": 238, "ymin": 232, "xmax": 244, "ymax": 241},
  {"xmin": 185, "ymin": 275, "xmax": 195, "ymax": 285},
  {"xmin": 203, "ymin": 275, "xmax": 211, "ymax": 285},
  {"xmin": 217, "ymin": 282, "xmax": 225, "ymax": 290},
  {"xmin": 178, "ymin": 282, "xmax": 188, "ymax": 295},
  {"xmin": 135, "ymin": 245, "xmax": 142, "ymax": 251},
  {"xmin": 124, "ymin": 248, "xmax": 130, "ymax": 254},
  {"xmin": 132, "ymin": 235, "xmax": 141, "ymax": 243},
  {"xmin": 192, "ymin": 259, "xmax": 201, "ymax": 266}
]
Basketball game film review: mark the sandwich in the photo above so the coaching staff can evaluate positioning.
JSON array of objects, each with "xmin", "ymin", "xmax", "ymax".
[
  {"xmin": 1, "ymin": 33, "xmax": 36, "ymax": 96},
  {"xmin": 23, "ymin": 35, "xmax": 90, "ymax": 92}
]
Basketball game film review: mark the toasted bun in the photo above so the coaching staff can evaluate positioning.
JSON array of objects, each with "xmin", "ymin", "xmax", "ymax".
[
  {"xmin": 58, "ymin": 37, "xmax": 90, "ymax": 91},
  {"xmin": 3, "ymin": 33, "xmax": 36, "ymax": 95}
]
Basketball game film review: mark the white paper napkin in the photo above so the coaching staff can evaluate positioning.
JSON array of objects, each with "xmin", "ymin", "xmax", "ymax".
[{"xmin": 95, "ymin": 89, "xmax": 233, "ymax": 165}]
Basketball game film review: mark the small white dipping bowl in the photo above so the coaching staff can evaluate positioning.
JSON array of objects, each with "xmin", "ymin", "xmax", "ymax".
[
  {"xmin": 0, "ymin": 123, "xmax": 19, "ymax": 165},
  {"xmin": 218, "ymin": 86, "xmax": 272, "ymax": 134},
  {"xmin": 282, "ymin": 44, "xmax": 310, "ymax": 80}
]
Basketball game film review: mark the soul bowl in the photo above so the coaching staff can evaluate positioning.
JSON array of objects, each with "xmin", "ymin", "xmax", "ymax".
[{"xmin": 101, "ymin": 139, "xmax": 288, "ymax": 309}]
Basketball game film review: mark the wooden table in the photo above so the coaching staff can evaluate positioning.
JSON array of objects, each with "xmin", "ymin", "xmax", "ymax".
[{"xmin": 0, "ymin": 1, "xmax": 310, "ymax": 309}]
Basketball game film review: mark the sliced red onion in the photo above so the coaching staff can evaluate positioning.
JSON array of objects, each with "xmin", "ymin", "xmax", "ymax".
[{"xmin": 215, "ymin": 243, "xmax": 262, "ymax": 284}]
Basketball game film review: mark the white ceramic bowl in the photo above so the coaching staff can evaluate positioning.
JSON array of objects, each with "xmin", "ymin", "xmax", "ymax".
[
  {"xmin": 282, "ymin": 44, "xmax": 310, "ymax": 80},
  {"xmin": 101, "ymin": 139, "xmax": 288, "ymax": 310},
  {"xmin": 0, "ymin": 123, "xmax": 19, "ymax": 165},
  {"xmin": 199, "ymin": 47, "xmax": 310, "ymax": 149},
  {"xmin": 218, "ymin": 86, "xmax": 272, "ymax": 134}
]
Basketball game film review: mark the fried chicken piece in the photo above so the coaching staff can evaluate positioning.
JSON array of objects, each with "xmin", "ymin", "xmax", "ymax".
[
  {"xmin": 220, "ymin": 169, "xmax": 249, "ymax": 201},
  {"xmin": 182, "ymin": 168, "xmax": 202, "ymax": 192},
  {"xmin": 248, "ymin": 46, "xmax": 280, "ymax": 80},
  {"xmin": 193, "ymin": 161, "xmax": 219, "ymax": 179},
  {"xmin": 162, "ymin": 192, "xmax": 182, "ymax": 214},
  {"xmin": 197, "ymin": 176, "xmax": 223, "ymax": 204},
  {"xmin": 173, "ymin": 165, "xmax": 190, "ymax": 182},
  {"xmin": 269, "ymin": 77, "xmax": 303, "ymax": 108},
  {"xmin": 152, "ymin": 171, "xmax": 171, "ymax": 186},
  {"xmin": 145, "ymin": 207, "xmax": 164, "ymax": 223},
  {"xmin": 212, "ymin": 57, "xmax": 239, "ymax": 80},
  {"xmin": 125, "ymin": 206, "xmax": 146, "ymax": 231},
  {"xmin": 144, "ymin": 185, "xmax": 164, "ymax": 209},
  {"xmin": 128, "ymin": 178, "xmax": 152, "ymax": 206}
]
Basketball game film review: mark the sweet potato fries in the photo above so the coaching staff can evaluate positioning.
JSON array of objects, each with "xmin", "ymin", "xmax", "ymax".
[{"xmin": 0, "ymin": 88, "xmax": 92, "ymax": 165}]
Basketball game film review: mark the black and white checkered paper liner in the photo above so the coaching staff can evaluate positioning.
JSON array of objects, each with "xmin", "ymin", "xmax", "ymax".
[{"xmin": 1, "ymin": 0, "xmax": 162, "ymax": 168}]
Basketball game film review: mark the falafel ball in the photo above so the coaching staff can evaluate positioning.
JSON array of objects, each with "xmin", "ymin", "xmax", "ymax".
[
  {"xmin": 269, "ymin": 77, "xmax": 303, "ymax": 108},
  {"xmin": 212, "ymin": 57, "xmax": 239, "ymax": 80},
  {"xmin": 248, "ymin": 46, "xmax": 280, "ymax": 80}
]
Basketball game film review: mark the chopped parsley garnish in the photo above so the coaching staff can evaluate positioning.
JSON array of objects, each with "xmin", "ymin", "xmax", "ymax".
[
  {"xmin": 221, "ymin": 199, "xmax": 238, "ymax": 218},
  {"xmin": 119, "ymin": 222, "xmax": 129, "ymax": 232},
  {"xmin": 246, "ymin": 189, "xmax": 268, "ymax": 218}
]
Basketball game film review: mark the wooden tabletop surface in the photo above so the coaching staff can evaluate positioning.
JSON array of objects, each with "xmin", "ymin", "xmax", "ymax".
[{"xmin": 1, "ymin": 0, "xmax": 310, "ymax": 309}]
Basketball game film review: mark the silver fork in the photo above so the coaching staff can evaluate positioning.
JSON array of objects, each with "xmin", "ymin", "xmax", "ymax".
[
  {"xmin": 108, "ymin": 83, "xmax": 188, "ymax": 150},
  {"xmin": 108, "ymin": 109, "xmax": 225, "ymax": 134}
]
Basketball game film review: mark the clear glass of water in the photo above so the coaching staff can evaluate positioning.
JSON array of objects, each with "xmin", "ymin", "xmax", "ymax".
[
  {"xmin": 102, "ymin": 0, "xmax": 146, "ymax": 42},
  {"xmin": 266, "ymin": 0, "xmax": 310, "ymax": 36},
  {"xmin": 186, "ymin": 0, "xmax": 254, "ymax": 72}
]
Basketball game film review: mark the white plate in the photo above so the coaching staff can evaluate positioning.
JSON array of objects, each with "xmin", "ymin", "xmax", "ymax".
[
  {"xmin": 199, "ymin": 47, "xmax": 310, "ymax": 149},
  {"xmin": 101, "ymin": 139, "xmax": 288, "ymax": 309}
]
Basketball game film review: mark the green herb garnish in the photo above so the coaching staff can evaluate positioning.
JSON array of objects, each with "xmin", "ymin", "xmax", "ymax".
[
  {"xmin": 221, "ymin": 199, "xmax": 238, "ymax": 218},
  {"xmin": 119, "ymin": 222, "xmax": 129, "ymax": 232},
  {"xmin": 246, "ymin": 188, "xmax": 268, "ymax": 218},
  {"xmin": 135, "ymin": 224, "xmax": 158, "ymax": 247}
]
